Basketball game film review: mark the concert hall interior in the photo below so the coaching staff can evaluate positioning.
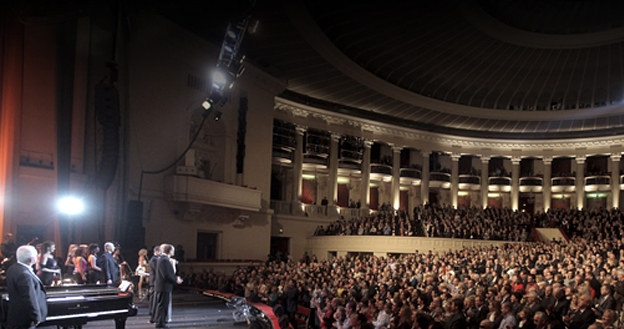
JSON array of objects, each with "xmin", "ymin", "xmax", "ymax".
[{"xmin": 6, "ymin": 1, "xmax": 624, "ymax": 323}]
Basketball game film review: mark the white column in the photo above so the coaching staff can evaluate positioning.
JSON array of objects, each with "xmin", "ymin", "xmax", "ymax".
[
  {"xmin": 292, "ymin": 126, "xmax": 306, "ymax": 212},
  {"xmin": 576, "ymin": 156, "xmax": 586, "ymax": 210},
  {"xmin": 511, "ymin": 156, "xmax": 521, "ymax": 211},
  {"xmin": 327, "ymin": 133, "xmax": 340, "ymax": 205},
  {"xmin": 611, "ymin": 153, "xmax": 621, "ymax": 209},
  {"xmin": 543, "ymin": 156, "xmax": 552, "ymax": 211},
  {"xmin": 481, "ymin": 156, "xmax": 490, "ymax": 209},
  {"xmin": 421, "ymin": 151, "xmax": 431, "ymax": 205},
  {"xmin": 391, "ymin": 145, "xmax": 402, "ymax": 211},
  {"xmin": 360, "ymin": 140, "xmax": 373, "ymax": 211},
  {"xmin": 451, "ymin": 153, "xmax": 460, "ymax": 208}
]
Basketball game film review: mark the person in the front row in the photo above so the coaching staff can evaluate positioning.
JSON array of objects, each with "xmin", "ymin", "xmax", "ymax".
[
  {"xmin": 6, "ymin": 245, "xmax": 48, "ymax": 329},
  {"xmin": 149, "ymin": 245, "xmax": 161, "ymax": 323},
  {"xmin": 101, "ymin": 242, "xmax": 120, "ymax": 285},
  {"xmin": 154, "ymin": 244, "xmax": 182, "ymax": 329}
]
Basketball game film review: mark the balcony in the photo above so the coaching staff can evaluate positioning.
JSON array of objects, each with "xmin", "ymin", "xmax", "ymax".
[
  {"xmin": 271, "ymin": 200, "xmax": 292, "ymax": 215},
  {"xmin": 167, "ymin": 175, "xmax": 262, "ymax": 212},
  {"xmin": 519, "ymin": 177, "xmax": 543, "ymax": 193},
  {"xmin": 429, "ymin": 172, "xmax": 451, "ymax": 189},
  {"xmin": 400, "ymin": 168, "xmax": 421, "ymax": 185},
  {"xmin": 370, "ymin": 164, "xmax": 392, "ymax": 182},
  {"xmin": 488, "ymin": 177, "xmax": 511, "ymax": 192},
  {"xmin": 338, "ymin": 207, "xmax": 369, "ymax": 219},
  {"xmin": 458, "ymin": 175, "xmax": 480, "ymax": 191},
  {"xmin": 552, "ymin": 177, "xmax": 575, "ymax": 193},
  {"xmin": 338, "ymin": 160, "xmax": 361, "ymax": 175},
  {"xmin": 585, "ymin": 175, "xmax": 610, "ymax": 192},
  {"xmin": 303, "ymin": 154, "xmax": 328, "ymax": 169},
  {"xmin": 272, "ymin": 147, "xmax": 293, "ymax": 164}
]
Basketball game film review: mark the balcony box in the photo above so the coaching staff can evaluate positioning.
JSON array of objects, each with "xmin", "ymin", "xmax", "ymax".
[
  {"xmin": 488, "ymin": 177, "xmax": 511, "ymax": 192},
  {"xmin": 167, "ymin": 175, "xmax": 262, "ymax": 212},
  {"xmin": 519, "ymin": 177, "xmax": 543, "ymax": 193},
  {"xmin": 552, "ymin": 177, "xmax": 575, "ymax": 193},
  {"xmin": 429, "ymin": 172, "xmax": 451, "ymax": 189},
  {"xmin": 458, "ymin": 175, "xmax": 480, "ymax": 191},
  {"xmin": 585, "ymin": 175, "xmax": 610, "ymax": 192},
  {"xmin": 400, "ymin": 168, "xmax": 421, "ymax": 185},
  {"xmin": 370, "ymin": 164, "xmax": 392, "ymax": 182}
]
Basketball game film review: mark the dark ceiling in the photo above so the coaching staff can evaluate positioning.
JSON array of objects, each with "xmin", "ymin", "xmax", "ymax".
[{"xmin": 14, "ymin": 0, "xmax": 624, "ymax": 139}]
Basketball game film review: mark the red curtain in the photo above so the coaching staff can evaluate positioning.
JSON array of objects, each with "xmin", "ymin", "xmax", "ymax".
[{"xmin": 0, "ymin": 14, "xmax": 24, "ymax": 243}]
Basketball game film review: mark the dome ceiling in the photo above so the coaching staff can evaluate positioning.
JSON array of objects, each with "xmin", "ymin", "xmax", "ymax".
[{"xmin": 158, "ymin": 0, "xmax": 624, "ymax": 139}]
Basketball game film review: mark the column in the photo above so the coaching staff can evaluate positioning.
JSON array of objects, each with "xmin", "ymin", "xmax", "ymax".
[
  {"xmin": 360, "ymin": 140, "xmax": 373, "ymax": 211},
  {"xmin": 481, "ymin": 155, "xmax": 490, "ymax": 209},
  {"xmin": 327, "ymin": 133, "xmax": 340, "ymax": 216},
  {"xmin": 420, "ymin": 151, "xmax": 431, "ymax": 205},
  {"xmin": 543, "ymin": 156, "xmax": 552, "ymax": 211},
  {"xmin": 292, "ymin": 126, "xmax": 306, "ymax": 213},
  {"xmin": 611, "ymin": 153, "xmax": 621, "ymax": 209},
  {"xmin": 511, "ymin": 156, "xmax": 521, "ymax": 211},
  {"xmin": 451, "ymin": 153, "xmax": 460, "ymax": 208},
  {"xmin": 575, "ymin": 156, "xmax": 586, "ymax": 210},
  {"xmin": 391, "ymin": 145, "xmax": 402, "ymax": 211}
]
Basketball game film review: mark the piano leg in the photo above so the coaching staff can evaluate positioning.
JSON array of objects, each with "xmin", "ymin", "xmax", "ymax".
[{"xmin": 115, "ymin": 316, "xmax": 127, "ymax": 329}]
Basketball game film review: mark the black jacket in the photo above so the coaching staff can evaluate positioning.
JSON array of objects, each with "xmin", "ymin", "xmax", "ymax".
[
  {"xmin": 155, "ymin": 255, "xmax": 177, "ymax": 293},
  {"xmin": 6, "ymin": 263, "xmax": 48, "ymax": 328}
]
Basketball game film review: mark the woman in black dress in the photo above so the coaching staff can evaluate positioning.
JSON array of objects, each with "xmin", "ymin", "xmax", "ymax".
[{"xmin": 37, "ymin": 241, "xmax": 61, "ymax": 285}]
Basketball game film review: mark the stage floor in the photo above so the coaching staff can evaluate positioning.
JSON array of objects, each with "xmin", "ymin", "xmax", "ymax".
[{"xmin": 76, "ymin": 290, "xmax": 241, "ymax": 329}]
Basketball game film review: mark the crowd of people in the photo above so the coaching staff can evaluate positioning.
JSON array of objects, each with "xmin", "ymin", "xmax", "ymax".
[
  {"xmin": 180, "ymin": 236, "xmax": 624, "ymax": 329},
  {"xmin": 314, "ymin": 205, "xmax": 624, "ymax": 243}
]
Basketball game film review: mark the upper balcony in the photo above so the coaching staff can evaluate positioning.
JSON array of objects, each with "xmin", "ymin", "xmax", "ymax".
[
  {"xmin": 429, "ymin": 172, "xmax": 451, "ymax": 189},
  {"xmin": 458, "ymin": 175, "xmax": 480, "ymax": 191},
  {"xmin": 488, "ymin": 176, "xmax": 511, "ymax": 192},
  {"xmin": 370, "ymin": 164, "xmax": 392, "ymax": 182},
  {"xmin": 167, "ymin": 175, "xmax": 262, "ymax": 212},
  {"xmin": 519, "ymin": 177, "xmax": 543, "ymax": 193},
  {"xmin": 400, "ymin": 168, "xmax": 421, "ymax": 185},
  {"xmin": 585, "ymin": 175, "xmax": 610, "ymax": 192},
  {"xmin": 552, "ymin": 176, "xmax": 575, "ymax": 193}
]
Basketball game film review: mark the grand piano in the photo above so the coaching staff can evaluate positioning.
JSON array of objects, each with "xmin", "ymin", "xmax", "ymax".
[{"xmin": 1, "ymin": 284, "xmax": 138, "ymax": 329}]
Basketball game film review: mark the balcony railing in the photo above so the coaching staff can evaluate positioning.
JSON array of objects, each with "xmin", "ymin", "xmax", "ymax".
[
  {"xmin": 552, "ymin": 177, "xmax": 575, "ymax": 193},
  {"xmin": 488, "ymin": 176, "xmax": 511, "ymax": 192},
  {"xmin": 519, "ymin": 177, "xmax": 543, "ymax": 193},
  {"xmin": 458, "ymin": 175, "xmax": 480, "ymax": 191},
  {"xmin": 429, "ymin": 172, "xmax": 451, "ymax": 189},
  {"xmin": 271, "ymin": 200, "xmax": 292, "ymax": 215},
  {"xmin": 585, "ymin": 175, "xmax": 610, "ymax": 192},
  {"xmin": 400, "ymin": 168, "xmax": 421, "ymax": 179}
]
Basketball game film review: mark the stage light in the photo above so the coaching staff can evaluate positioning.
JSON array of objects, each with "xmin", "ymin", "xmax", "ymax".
[
  {"xmin": 211, "ymin": 70, "xmax": 228, "ymax": 90},
  {"xmin": 202, "ymin": 99, "xmax": 212, "ymax": 110},
  {"xmin": 57, "ymin": 196, "xmax": 85, "ymax": 215},
  {"xmin": 214, "ymin": 111, "xmax": 222, "ymax": 121}
]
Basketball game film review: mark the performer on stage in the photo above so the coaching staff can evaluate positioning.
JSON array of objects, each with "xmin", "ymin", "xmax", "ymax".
[
  {"xmin": 37, "ymin": 241, "xmax": 61, "ymax": 286},
  {"xmin": 102, "ymin": 242, "xmax": 120, "ymax": 285},
  {"xmin": 153, "ymin": 244, "xmax": 182, "ymax": 329},
  {"xmin": 6, "ymin": 245, "xmax": 47, "ymax": 329},
  {"xmin": 149, "ymin": 245, "xmax": 161, "ymax": 323}
]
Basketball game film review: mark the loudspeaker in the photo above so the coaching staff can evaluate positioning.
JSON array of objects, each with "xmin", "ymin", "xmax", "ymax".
[{"xmin": 123, "ymin": 200, "xmax": 145, "ymax": 250}]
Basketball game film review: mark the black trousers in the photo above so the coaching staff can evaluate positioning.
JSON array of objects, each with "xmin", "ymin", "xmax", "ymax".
[{"xmin": 154, "ymin": 291, "xmax": 171, "ymax": 327}]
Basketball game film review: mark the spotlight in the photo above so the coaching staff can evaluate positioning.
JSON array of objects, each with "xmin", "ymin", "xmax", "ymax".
[
  {"xmin": 214, "ymin": 111, "xmax": 222, "ymax": 121},
  {"xmin": 57, "ymin": 196, "xmax": 85, "ymax": 215},
  {"xmin": 202, "ymin": 99, "xmax": 212, "ymax": 110},
  {"xmin": 211, "ymin": 69, "xmax": 228, "ymax": 91}
]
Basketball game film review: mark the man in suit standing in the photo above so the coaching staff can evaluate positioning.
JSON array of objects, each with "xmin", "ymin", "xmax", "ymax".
[
  {"xmin": 148, "ymin": 245, "xmax": 161, "ymax": 323},
  {"xmin": 101, "ymin": 242, "xmax": 120, "ymax": 285},
  {"xmin": 6, "ymin": 245, "xmax": 47, "ymax": 329},
  {"xmin": 154, "ymin": 244, "xmax": 182, "ymax": 329}
]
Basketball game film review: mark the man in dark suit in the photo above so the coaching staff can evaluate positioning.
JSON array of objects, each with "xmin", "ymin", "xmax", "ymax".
[
  {"xmin": 101, "ymin": 242, "xmax": 120, "ymax": 285},
  {"xmin": 154, "ymin": 244, "xmax": 182, "ymax": 329},
  {"xmin": 6, "ymin": 245, "xmax": 47, "ymax": 329},
  {"xmin": 564, "ymin": 294, "xmax": 595, "ymax": 329},
  {"xmin": 148, "ymin": 245, "xmax": 162, "ymax": 323}
]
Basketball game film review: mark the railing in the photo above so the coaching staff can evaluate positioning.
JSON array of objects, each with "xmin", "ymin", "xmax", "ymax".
[
  {"xmin": 272, "ymin": 148, "xmax": 293, "ymax": 163},
  {"xmin": 459, "ymin": 175, "xmax": 480, "ymax": 185},
  {"xmin": 338, "ymin": 207, "xmax": 368, "ymax": 219},
  {"xmin": 400, "ymin": 168, "xmax": 421, "ymax": 179},
  {"xmin": 430, "ymin": 172, "xmax": 451, "ymax": 182},
  {"xmin": 340, "ymin": 149, "xmax": 362, "ymax": 162},
  {"xmin": 371, "ymin": 164, "xmax": 392, "ymax": 175},
  {"xmin": 489, "ymin": 177, "xmax": 511, "ymax": 185},
  {"xmin": 585, "ymin": 176, "xmax": 610, "ymax": 185},
  {"xmin": 303, "ymin": 155, "xmax": 328, "ymax": 167},
  {"xmin": 520, "ymin": 177, "xmax": 543, "ymax": 186},
  {"xmin": 304, "ymin": 204, "xmax": 328, "ymax": 217},
  {"xmin": 272, "ymin": 135, "xmax": 295, "ymax": 149},
  {"xmin": 552, "ymin": 177, "xmax": 575, "ymax": 186},
  {"xmin": 270, "ymin": 200, "xmax": 292, "ymax": 215},
  {"xmin": 338, "ymin": 160, "xmax": 361, "ymax": 170}
]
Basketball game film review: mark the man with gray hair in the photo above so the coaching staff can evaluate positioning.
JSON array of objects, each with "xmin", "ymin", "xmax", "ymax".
[
  {"xmin": 6, "ymin": 245, "xmax": 48, "ymax": 328},
  {"xmin": 101, "ymin": 242, "xmax": 120, "ymax": 285},
  {"xmin": 154, "ymin": 243, "xmax": 182, "ymax": 328}
]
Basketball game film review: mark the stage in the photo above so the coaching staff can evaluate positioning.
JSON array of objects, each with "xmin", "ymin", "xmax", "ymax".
[{"xmin": 76, "ymin": 290, "xmax": 241, "ymax": 329}]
